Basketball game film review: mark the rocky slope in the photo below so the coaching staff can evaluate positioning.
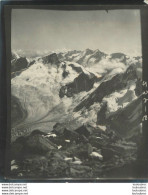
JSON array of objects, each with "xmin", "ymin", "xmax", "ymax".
[{"xmin": 10, "ymin": 48, "xmax": 143, "ymax": 179}]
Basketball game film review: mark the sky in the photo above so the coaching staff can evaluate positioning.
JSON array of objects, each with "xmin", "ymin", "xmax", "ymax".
[{"xmin": 11, "ymin": 9, "xmax": 142, "ymax": 56}]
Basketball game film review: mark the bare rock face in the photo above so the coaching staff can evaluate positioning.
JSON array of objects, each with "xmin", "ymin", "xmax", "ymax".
[
  {"xmin": 42, "ymin": 53, "xmax": 60, "ymax": 65},
  {"xmin": 59, "ymin": 72, "xmax": 97, "ymax": 98},
  {"xmin": 108, "ymin": 96, "xmax": 142, "ymax": 139},
  {"xmin": 11, "ymin": 57, "xmax": 28, "ymax": 72},
  {"xmin": 25, "ymin": 134, "xmax": 57, "ymax": 154},
  {"xmin": 86, "ymin": 49, "xmax": 106, "ymax": 64},
  {"xmin": 97, "ymin": 102, "xmax": 108, "ymax": 125},
  {"xmin": 75, "ymin": 125, "xmax": 92, "ymax": 137},
  {"xmin": 74, "ymin": 65, "xmax": 138, "ymax": 111},
  {"xmin": 28, "ymin": 60, "xmax": 36, "ymax": 67},
  {"xmin": 76, "ymin": 49, "xmax": 94, "ymax": 65},
  {"xmin": 110, "ymin": 53, "xmax": 127, "ymax": 64},
  {"xmin": 11, "ymin": 130, "xmax": 57, "ymax": 158}
]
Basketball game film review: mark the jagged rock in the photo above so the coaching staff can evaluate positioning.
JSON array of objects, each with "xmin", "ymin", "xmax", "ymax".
[
  {"xmin": 97, "ymin": 103, "xmax": 108, "ymax": 125},
  {"xmin": 52, "ymin": 123, "xmax": 64, "ymax": 134},
  {"xmin": 57, "ymin": 49, "xmax": 108, "ymax": 67},
  {"xmin": 53, "ymin": 127, "xmax": 77, "ymax": 138},
  {"xmin": 86, "ymin": 49, "xmax": 106, "ymax": 64},
  {"xmin": 25, "ymin": 134, "xmax": 57, "ymax": 154},
  {"xmin": 76, "ymin": 143, "xmax": 93, "ymax": 158},
  {"xmin": 30, "ymin": 129, "xmax": 47, "ymax": 136},
  {"xmin": 76, "ymin": 49, "xmax": 94, "ymax": 65},
  {"xmin": 117, "ymin": 90, "xmax": 136, "ymax": 106},
  {"xmin": 12, "ymin": 129, "xmax": 58, "ymax": 158},
  {"xmin": 62, "ymin": 69, "xmax": 69, "ymax": 78},
  {"xmin": 63, "ymin": 129, "xmax": 78, "ymax": 139},
  {"xmin": 28, "ymin": 60, "xmax": 35, "ymax": 67},
  {"xmin": 108, "ymin": 96, "xmax": 142, "ymax": 138},
  {"xmin": 74, "ymin": 65, "xmax": 138, "ymax": 111},
  {"xmin": 42, "ymin": 53, "xmax": 60, "ymax": 65},
  {"xmin": 68, "ymin": 63, "xmax": 83, "ymax": 73},
  {"xmin": 51, "ymin": 128, "xmax": 88, "ymax": 147},
  {"xmin": 75, "ymin": 125, "xmax": 92, "ymax": 137},
  {"xmin": 11, "ymin": 57, "xmax": 28, "ymax": 72},
  {"xmin": 89, "ymin": 136, "xmax": 105, "ymax": 148},
  {"xmin": 84, "ymin": 48, "xmax": 94, "ymax": 55},
  {"xmin": 59, "ymin": 72, "xmax": 97, "ymax": 98},
  {"xmin": 62, "ymin": 142, "xmax": 93, "ymax": 160},
  {"xmin": 57, "ymin": 52, "xmax": 64, "ymax": 61},
  {"xmin": 61, "ymin": 50, "xmax": 81, "ymax": 61},
  {"xmin": 110, "ymin": 53, "xmax": 127, "ymax": 64}
]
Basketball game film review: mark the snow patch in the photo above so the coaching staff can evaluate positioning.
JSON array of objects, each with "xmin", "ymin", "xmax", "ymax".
[{"xmin": 90, "ymin": 152, "xmax": 103, "ymax": 160}]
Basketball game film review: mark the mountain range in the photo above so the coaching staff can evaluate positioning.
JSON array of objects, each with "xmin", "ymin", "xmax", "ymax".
[{"xmin": 10, "ymin": 48, "xmax": 143, "ymax": 179}]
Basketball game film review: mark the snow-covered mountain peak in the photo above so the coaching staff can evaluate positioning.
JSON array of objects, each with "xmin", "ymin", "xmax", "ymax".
[{"xmin": 11, "ymin": 48, "xmax": 142, "ymax": 143}]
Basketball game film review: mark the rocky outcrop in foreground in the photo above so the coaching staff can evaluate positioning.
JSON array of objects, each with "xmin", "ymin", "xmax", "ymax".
[{"xmin": 11, "ymin": 121, "xmax": 140, "ymax": 178}]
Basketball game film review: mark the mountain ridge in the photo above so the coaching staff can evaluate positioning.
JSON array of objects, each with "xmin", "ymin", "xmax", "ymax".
[{"xmin": 10, "ymin": 48, "xmax": 143, "ymax": 178}]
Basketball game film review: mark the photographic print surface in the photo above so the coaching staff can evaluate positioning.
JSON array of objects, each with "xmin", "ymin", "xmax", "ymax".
[{"xmin": 10, "ymin": 9, "xmax": 143, "ymax": 179}]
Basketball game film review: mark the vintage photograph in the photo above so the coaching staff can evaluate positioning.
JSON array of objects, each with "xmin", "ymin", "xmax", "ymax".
[{"xmin": 10, "ymin": 9, "xmax": 143, "ymax": 179}]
